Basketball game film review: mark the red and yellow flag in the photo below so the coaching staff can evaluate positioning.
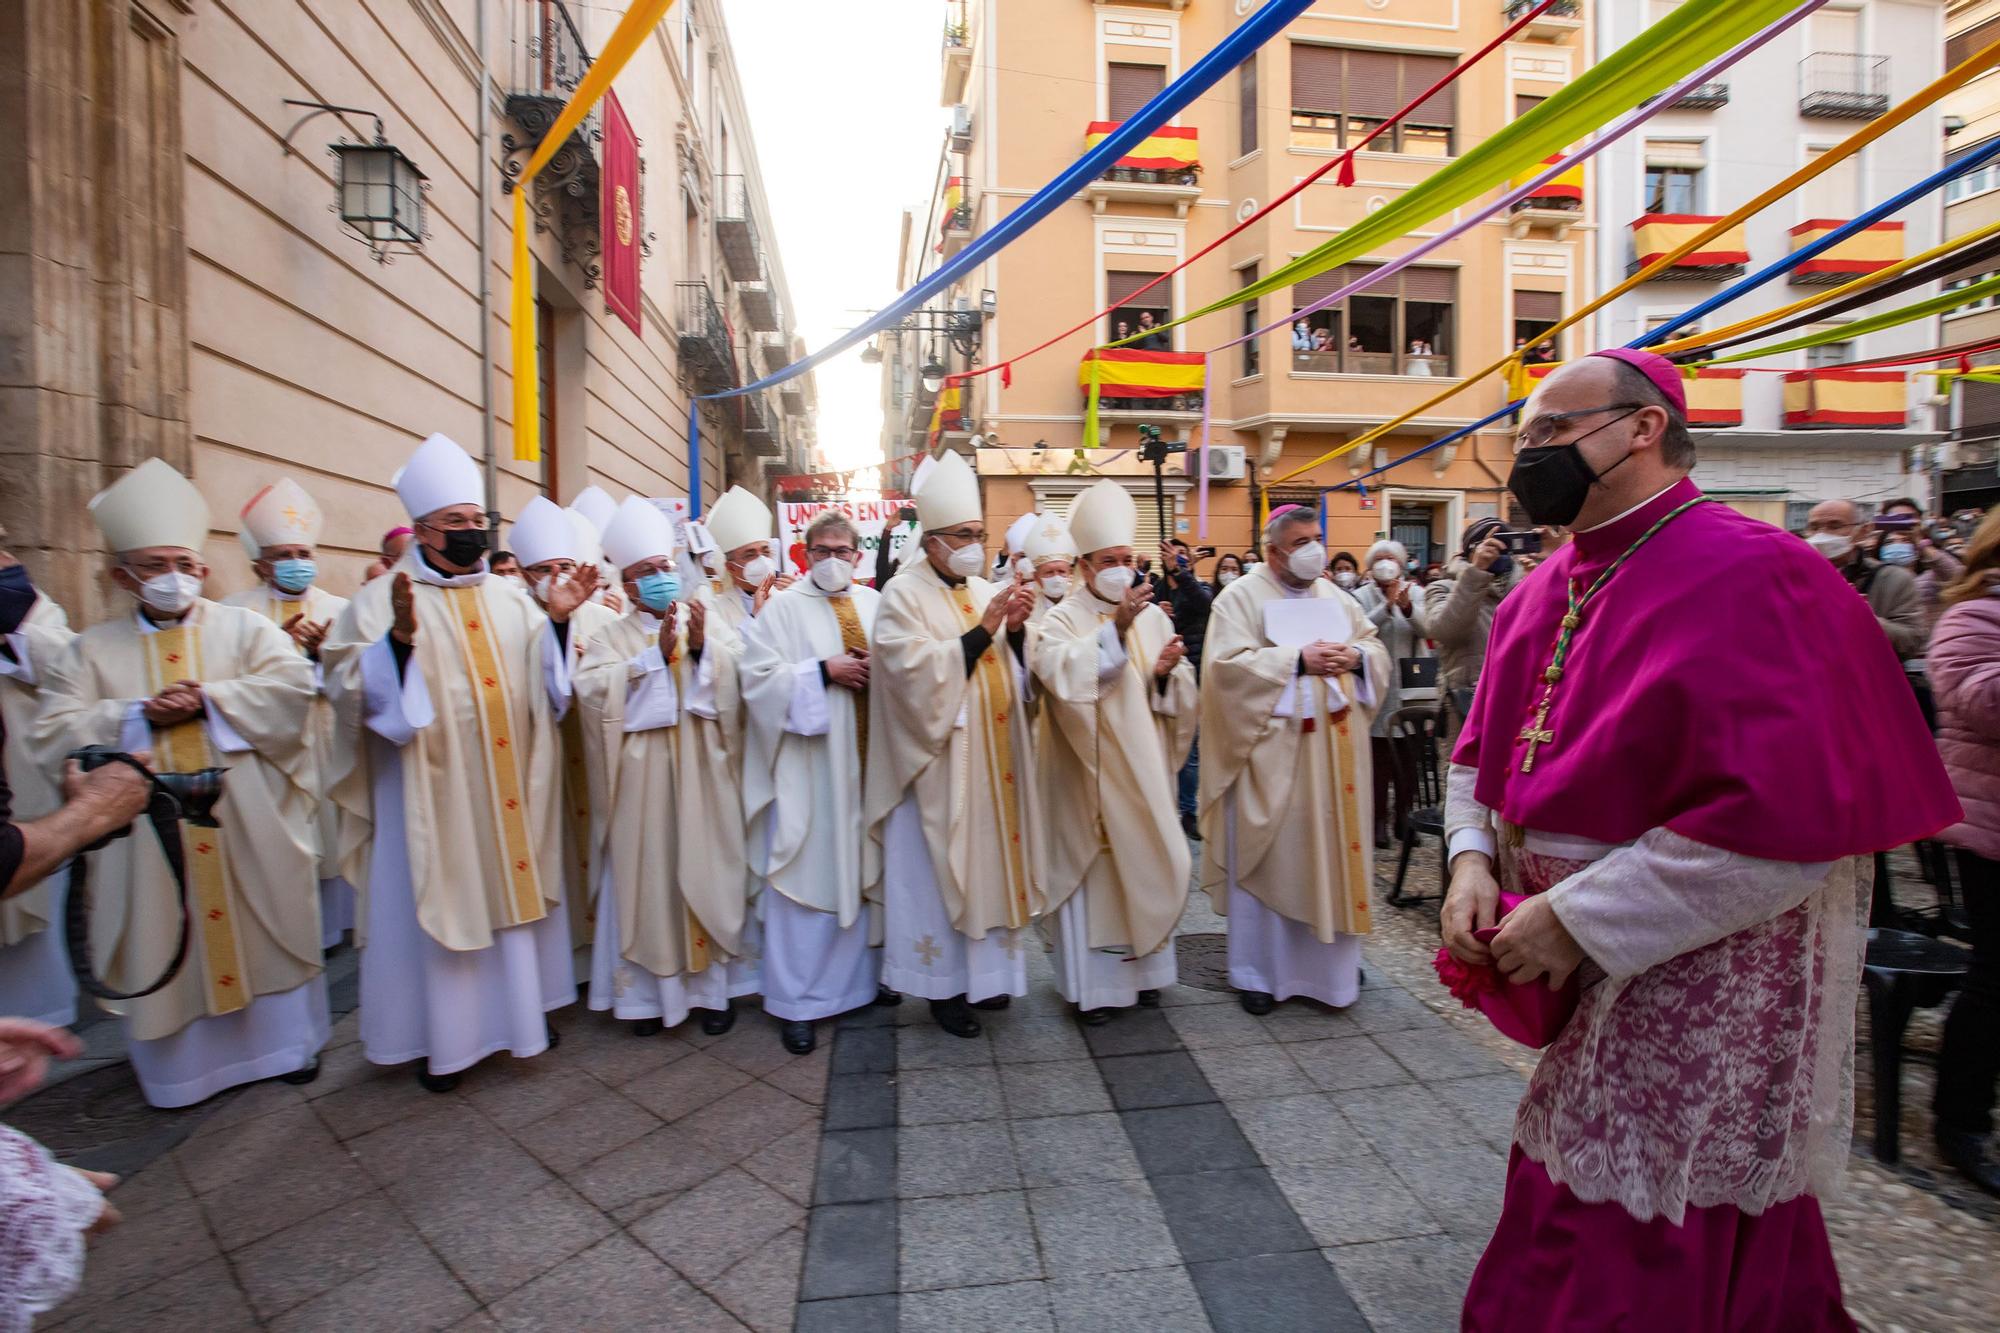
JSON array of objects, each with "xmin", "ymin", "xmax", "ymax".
[
  {"xmin": 1079, "ymin": 348, "xmax": 1206, "ymax": 399},
  {"xmin": 1084, "ymin": 122, "xmax": 1199, "ymax": 172}
]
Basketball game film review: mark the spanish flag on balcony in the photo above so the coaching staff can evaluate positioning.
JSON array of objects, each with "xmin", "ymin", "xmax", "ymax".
[
  {"xmin": 1084, "ymin": 122, "xmax": 1200, "ymax": 172},
  {"xmin": 1508, "ymin": 155, "xmax": 1583, "ymax": 205},
  {"xmin": 927, "ymin": 383, "xmax": 965, "ymax": 436},
  {"xmin": 1079, "ymin": 348, "xmax": 1208, "ymax": 399},
  {"xmin": 1782, "ymin": 369, "xmax": 1907, "ymax": 429}
]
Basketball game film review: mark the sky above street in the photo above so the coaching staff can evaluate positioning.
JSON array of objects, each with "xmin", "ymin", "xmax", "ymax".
[{"xmin": 717, "ymin": 0, "xmax": 944, "ymax": 474}]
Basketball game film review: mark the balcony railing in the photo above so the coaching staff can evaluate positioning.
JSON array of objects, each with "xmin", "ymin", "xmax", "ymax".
[
  {"xmin": 740, "ymin": 390, "xmax": 778, "ymax": 455},
  {"xmin": 716, "ymin": 175, "xmax": 763, "ymax": 284},
  {"xmin": 1628, "ymin": 214, "xmax": 1750, "ymax": 280},
  {"xmin": 503, "ymin": 0, "xmax": 602, "ymax": 273},
  {"xmin": 1081, "ymin": 348, "xmax": 1207, "ymax": 415},
  {"xmin": 1087, "ymin": 123, "xmax": 1201, "ymax": 186},
  {"xmin": 1506, "ymin": 0, "xmax": 1583, "ymax": 40},
  {"xmin": 676, "ymin": 281, "xmax": 736, "ymax": 394},
  {"xmin": 1799, "ymin": 53, "xmax": 1890, "ymax": 119},
  {"xmin": 1782, "ymin": 369, "xmax": 1907, "ymax": 430},
  {"xmin": 940, "ymin": 6, "xmax": 972, "ymax": 106},
  {"xmin": 1674, "ymin": 81, "xmax": 1730, "ymax": 109},
  {"xmin": 1787, "ymin": 219, "xmax": 1903, "ymax": 286},
  {"xmin": 1292, "ymin": 349, "xmax": 1455, "ymax": 378}
]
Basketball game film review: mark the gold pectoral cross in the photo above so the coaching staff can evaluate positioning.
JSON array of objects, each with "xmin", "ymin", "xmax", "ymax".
[{"xmin": 1518, "ymin": 695, "xmax": 1555, "ymax": 773}]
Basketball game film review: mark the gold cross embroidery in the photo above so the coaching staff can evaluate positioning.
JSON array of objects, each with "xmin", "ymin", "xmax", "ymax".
[{"xmin": 914, "ymin": 934, "xmax": 942, "ymax": 967}]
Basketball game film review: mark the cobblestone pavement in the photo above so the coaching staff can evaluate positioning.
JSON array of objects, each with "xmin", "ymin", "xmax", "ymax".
[{"xmin": 20, "ymin": 840, "xmax": 2000, "ymax": 1331}]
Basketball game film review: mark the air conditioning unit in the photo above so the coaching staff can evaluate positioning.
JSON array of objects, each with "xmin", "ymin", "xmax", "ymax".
[
  {"xmin": 950, "ymin": 104, "xmax": 975, "ymax": 152},
  {"xmin": 1181, "ymin": 443, "xmax": 1247, "ymax": 482}
]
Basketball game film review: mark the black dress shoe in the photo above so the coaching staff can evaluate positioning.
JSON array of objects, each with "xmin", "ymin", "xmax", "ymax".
[
  {"xmin": 873, "ymin": 986, "xmax": 904, "ymax": 1007},
  {"xmin": 278, "ymin": 1057, "xmax": 320, "ymax": 1086},
  {"xmin": 1937, "ymin": 1127, "xmax": 2000, "ymax": 1197},
  {"xmin": 417, "ymin": 1068, "xmax": 460, "ymax": 1093},
  {"xmin": 1076, "ymin": 1006, "xmax": 1112, "ymax": 1026},
  {"xmin": 701, "ymin": 1005, "xmax": 738, "ymax": 1037},
  {"xmin": 1136, "ymin": 989, "xmax": 1161, "ymax": 1008},
  {"xmin": 1374, "ymin": 830, "xmax": 1391, "ymax": 850},
  {"xmin": 780, "ymin": 1020, "xmax": 817, "ymax": 1055},
  {"xmin": 930, "ymin": 997, "xmax": 982, "ymax": 1038},
  {"xmin": 1181, "ymin": 812, "xmax": 1201, "ymax": 840},
  {"xmin": 1238, "ymin": 989, "xmax": 1277, "ymax": 1016},
  {"xmin": 630, "ymin": 1018, "xmax": 664, "ymax": 1038},
  {"xmin": 970, "ymin": 994, "xmax": 1011, "ymax": 1011},
  {"xmin": 545, "ymin": 1020, "xmax": 561, "ymax": 1050}
]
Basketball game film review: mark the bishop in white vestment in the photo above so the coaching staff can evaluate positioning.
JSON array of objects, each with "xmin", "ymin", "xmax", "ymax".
[
  {"xmin": 740, "ymin": 512, "xmax": 885, "ymax": 1053},
  {"xmin": 221, "ymin": 478, "xmax": 355, "ymax": 949},
  {"xmin": 1199, "ymin": 505, "xmax": 1388, "ymax": 1014},
  {"xmin": 1032, "ymin": 482, "xmax": 1196, "ymax": 1020},
  {"xmin": 575, "ymin": 499, "xmax": 752, "ymax": 1037},
  {"xmin": 0, "ymin": 560, "xmax": 77, "ymax": 1026},
  {"xmin": 1020, "ymin": 515, "xmax": 1077, "ymax": 628},
  {"xmin": 323, "ymin": 435, "xmax": 585, "ymax": 1091},
  {"xmin": 863, "ymin": 452, "xmax": 1045, "ymax": 1038},
  {"xmin": 702, "ymin": 484, "xmax": 789, "ymax": 637},
  {"xmin": 33, "ymin": 460, "xmax": 327, "ymax": 1107}
]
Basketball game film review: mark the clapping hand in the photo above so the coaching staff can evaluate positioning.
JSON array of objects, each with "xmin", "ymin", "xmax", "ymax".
[
  {"xmin": 656, "ymin": 602, "xmax": 679, "ymax": 652},
  {"xmin": 1003, "ymin": 580, "xmax": 1033, "ymax": 632},
  {"xmin": 390, "ymin": 572, "xmax": 417, "ymax": 645},
  {"xmin": 687, "ymin": 599, "xmax": 707, "ymax": 655},
  {"xmin": 541, "ymin": 565, "xmax": 600, "ymax": 623},
  {"xmin": 282, "ymin": 613, "xmax": 331, "ymax": 659},
  {"xmin": 752, "ymin": 576, "xmax": 775, "ymax": 616},
  {"xmin": 1114, "ymin": 578, "xmax": 1154, "ymax": 633},
  {"xmin": 1153, "ymin": 634, "xmax": 1185, "ymax": 678}
]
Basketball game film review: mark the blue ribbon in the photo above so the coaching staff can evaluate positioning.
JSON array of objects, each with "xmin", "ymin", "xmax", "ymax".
[
  {"xmin": 1325, "ymin": 136, "xmax": 2000, "ymax": 496},
  {"xmin": 685, "ymin": 0, "xmax": 1316, "ymax": 514}
]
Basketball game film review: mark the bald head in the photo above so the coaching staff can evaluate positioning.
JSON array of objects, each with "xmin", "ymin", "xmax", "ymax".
[
  {"xmin": 1808, "ymin": 499, "xmax": 1861, "ymax": 530},
  {"xmin": 1515, "ymin": 356, "xmax": 1694, "ymax": 530}
]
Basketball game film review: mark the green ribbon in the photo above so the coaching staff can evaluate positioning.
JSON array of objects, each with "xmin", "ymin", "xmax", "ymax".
[{"xmin": 1698, "ymin": 270, "xmax": 2000, "ymax": 364}]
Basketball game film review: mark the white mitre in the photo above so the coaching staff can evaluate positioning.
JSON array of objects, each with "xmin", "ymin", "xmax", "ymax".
[
  {"xmin": 510, "ymin": 497, "xmax": 579, "ymax": 569},
  {"xmin": 1003, "ymin": 511, "xmax": 1037, "ymax": 557},
  {"xmin": 705, "ymin": 485, "xmax": 773, "ymax": 555},
  {"xmin": 90, "ymin": 458, "xmax": 209, "ymax": 554},
  {"xmin": 237, "ymin": 477, "xmax": 323, "ymax": 560},
  {"xmin": 1022, "ymin": 514, "xmax": 1078, "ymax": 568},
  {"xmin": 394, "ymin": 433, "xmax": 483, "ymax": 520},
  {"xmin": 571, "ymin": 485, "xmax": 618, "ymax": 536},
  {"xmin": 914, "ymin": 450, "xmax": 981, "ymax": 530},
  {"xmin": 1066, "ymin": 478, "xmax": 1137, "ymax": 556},
  {"xmin": 601, "ymin": 495, "xmax": 678, "ymax": 572}
]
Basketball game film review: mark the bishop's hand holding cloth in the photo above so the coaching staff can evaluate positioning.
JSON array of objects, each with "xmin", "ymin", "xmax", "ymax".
[
  {"xmin": 1443, "ymin": 351, "xmax": 1961, "ymax": 1332},
  {"xmin": 322, "ymin": 434, "xmax": 587, "ymax": 1092}
]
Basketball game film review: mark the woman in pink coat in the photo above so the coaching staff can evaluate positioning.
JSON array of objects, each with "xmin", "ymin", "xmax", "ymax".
[{"xmin": 1931, "ymin": 505, "xmax": 2000, "ymax": 1196}]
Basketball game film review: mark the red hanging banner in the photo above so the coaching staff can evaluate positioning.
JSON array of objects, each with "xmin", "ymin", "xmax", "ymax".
[{"xmin": 600, "ymin": 90, "xmax": 642, "ymax": 337}]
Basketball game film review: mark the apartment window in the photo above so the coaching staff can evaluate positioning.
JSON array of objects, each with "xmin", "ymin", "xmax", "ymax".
[
  {"xmin": 1644, "ymin": 139, "xmax": 1706, "ymax": 213},
  {"xmin": 1108, "ymin": 62, "xmax": 1166, "ymax": 122},
  {"xmin": 1290, "ymin": 263, "xmax": 1455, "ymax": 376},
  {"xmin": 1106, "ymin": 270, "xmax": 1171, "ymax": 344},
  {"xmin": 1799, "ymin": 145, "xmax": 1856, "ymax": 220},
  {"xmin": 1241, "ymin": 264, "xmax": 1261, "ymax": 378},
  {"xmin": 536, "ymin": 297, "xmax": 559, "ymax": 490},
  {"xmin": 1945, "ymin": 270, "xmax": 2000, "ymax": 312},
  {"xmin": 1290, "ymin": 45, "xmax": 1456, "ymax": 155},
  {"xmin": 1806, "ymin": 340, "xmax": 1856, "ymax": 367},
  {"xmin": 1238, "ymin": 53, "xmax": 1258, "ymax": 156},
  {"xmin": 1514, "ymin": 290, "xmax": 1563, "ymax": 361},
  {"xmin": 1946, "ymin": 140, "xmax": 2000, "ymax": 201},
  {"xmin": 1948, "ymin": 16, "xmax": 2000, "ymax": 70}
]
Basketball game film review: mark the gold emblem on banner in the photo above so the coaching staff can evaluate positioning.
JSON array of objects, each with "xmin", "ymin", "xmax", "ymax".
[{"xmin": 614, "ymin": 184, "xmax": 634, "ymax": 247}]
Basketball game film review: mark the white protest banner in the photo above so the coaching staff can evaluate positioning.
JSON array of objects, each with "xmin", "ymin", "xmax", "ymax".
[{"xmin": 777, "ymin": 496, "xmax": 910, "ymax": 580}]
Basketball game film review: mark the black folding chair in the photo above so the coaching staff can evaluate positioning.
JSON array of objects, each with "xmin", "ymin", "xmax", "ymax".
[{"xmin": 1386, "ymin": 705, "xmax": 1446, "ymax": 908}]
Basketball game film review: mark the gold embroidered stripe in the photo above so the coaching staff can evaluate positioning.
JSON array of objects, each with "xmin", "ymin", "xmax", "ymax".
[
  {"xmin": 956, "ymin": 593, "xmax": 1032, "ymax": 928},
  {"xmin": 685, "ymin": 906, "xmax": 712, "ymax": 973},
  {"xmin": 143, "ymin": 627, "xmax": 247, "ymax": 1015},
  {"xmin": 559, "ymin": 708, "xmax": 591, "ymax": 894},
  {"xmin": 829, "ymin": 594, "xmax": 869, "ymax": 771},
  {"xmin": 446, "ymin": 586, "xmax": 545, "ymax": 925},
  {"xmin": 1321, "ymin": 679, "xmax": 1372, "ymax": 931}
]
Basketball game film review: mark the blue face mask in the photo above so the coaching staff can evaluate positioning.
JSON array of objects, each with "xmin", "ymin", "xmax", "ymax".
[
  {"xmin": 270, "ymin": 558, "xmax": 317, "ymax": 594},
  {"xmin": 1878, "ymin": 542, "xmax": 1917, "ymax": 568},
  {"xmin": 635, "ymin": 570, "xmax": 681, "ymax": 611}
]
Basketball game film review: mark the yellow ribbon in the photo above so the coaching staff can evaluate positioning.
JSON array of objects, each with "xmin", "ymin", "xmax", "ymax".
[{"xmin": 511, "ymin": 0, "xmax": 681, "ymax": 462}]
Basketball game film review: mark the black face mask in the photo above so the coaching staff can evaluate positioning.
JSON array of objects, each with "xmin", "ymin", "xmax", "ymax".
[
  {"xmin": 432, "ymin": 526, "xmax": 491, "ymax": 569},
  {"xmin": 0, "ymin": 565, "xmax": 35, "ymax": 636},
  {"xmin": 1507, "ymin": 414, "xmax": 1636, "ymax": 527}
]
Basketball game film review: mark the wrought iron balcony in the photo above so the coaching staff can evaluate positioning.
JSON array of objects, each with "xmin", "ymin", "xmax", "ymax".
[
  {"xmin": 1628, "ymin": 214, "xmax": 1750, "ymax": 280},
  {"xmin": 740, "ymin": 390, "xmax": 778, "ymax": 455},
  {"xmin": 677, "ymin": 281, "xmax": 736, "ymax": 394},
  {"xmin": 1674, "ymin": 81, "xmax": 1730, "ymax": 109},
  {"xmin": 503, "ymin": 0, "xmax": 602, "ymax": 277},
  {"xmin": 1505, "ymin": 0, "xmax": 1583, "ymax": 40},
  {"xmin": 716, "ymin": 175, "xmax": 763, "ymax": 284},
  {"xmin": 1799, "ymin": 53, "xmax": 1890, "ymax": 119},
  {"xmin": 1783, "ymin": 369, "xmax": 1907, "ymax": 429},
  {"xmin": 738, "ymin": 276, "xmax": 780, "ymax": 334}
]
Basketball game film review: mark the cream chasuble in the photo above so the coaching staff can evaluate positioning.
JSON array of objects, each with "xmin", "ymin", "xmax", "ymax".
[
  {"xmin": 1198, "ymin": 566, "xmax": 1389, "ymax": 941},
  {"xmin": 575, "ymin": 604, "xmax": 748, "ymax": 979},
  {"xmin": 30, "ymin": 602, "xmax": 322, "ymax": 1041},
  {"xmin": 554, "ymin": 598, "xmax": 620, "ymax": 944},
  {"xmin": 221, "ymin": 583, "xmax": 350, "ymax": 883},
  {"xmin": 1031, "ymin": 594, "xmax": 1195, "ymax": 957},
  {"xmin": 740, "ymin": 582, "xmax": 880, "ymax": 924},
  {"xmin": 322, "ymin": 557, "xmax": 564, "ymax": 951},
  {"xmin": 0, "ymin": 618, "xmax": 74, "ymax": 948},
  {"xmin": 863, "ymin": 562, "xmax": 1045, "ymax": 938}
]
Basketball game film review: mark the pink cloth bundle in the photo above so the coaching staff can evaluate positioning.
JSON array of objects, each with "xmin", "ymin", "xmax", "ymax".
[{"xmin": 1433, "ymin": 891, "xmax": 1580, "ymax": 1048}]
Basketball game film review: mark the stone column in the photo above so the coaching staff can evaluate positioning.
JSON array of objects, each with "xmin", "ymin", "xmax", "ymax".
[{"xmin": 0, "ymin": 0, "xmax": 190, "ymax": 621}]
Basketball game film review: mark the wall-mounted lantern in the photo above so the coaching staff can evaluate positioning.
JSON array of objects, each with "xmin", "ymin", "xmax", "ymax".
[{"xmin": 282, "ymin": 99, "xmax": 428, "ymax": 264}]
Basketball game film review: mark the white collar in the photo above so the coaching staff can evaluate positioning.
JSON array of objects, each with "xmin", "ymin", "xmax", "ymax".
[
  {"xmin": 1578, "ymin": 482, "xmax": 1680, "ymax": 534},
  {"xmin": 403, "ymin": 550, "xmax": 488, "ymax": 588}
]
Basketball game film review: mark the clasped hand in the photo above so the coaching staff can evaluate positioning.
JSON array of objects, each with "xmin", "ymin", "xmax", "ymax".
[{"xmin": 1299, "ymin": 640, "xmax": 1358, "ymax": 677}]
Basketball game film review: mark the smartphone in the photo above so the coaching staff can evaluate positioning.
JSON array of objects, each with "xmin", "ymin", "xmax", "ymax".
[
  {"xmin": 1498, "ymin": 529, "xmax": 1541, "ymax": 555},
  {"xmin": 1136, "ymin": 558, "xmax": 1153, "ymax": 577},
  {"xmin": 1872, "ymin": 513, "xmax": 1918, "ymax": 532}
]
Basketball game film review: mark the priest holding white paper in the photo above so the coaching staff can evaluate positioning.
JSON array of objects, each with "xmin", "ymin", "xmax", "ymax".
[
  {"xmin": 740, "ymin": 511, "xmax": 887, "ymax": 1053},
  {"xmin": 33, "ymin": 460, "xmax": 327, "ymax": 1106},
  {"xmin": 1198, "ymin": 504, "xmax": 1388, "ymax": 1015},
  {"xmin": 323, "ymin": 434, "xmax": 591, "ymax": 1091},
  {"xmin": 223, "ymin": 478, "xmax": 354, "ymax": 949},
  {"xmin": 1031, "ymin": 481, "xmax": 1195, "ymax": 1022},
  {"xmin": 864, "ymin": 451, "xmax": 1045, "ymax": 1038}
]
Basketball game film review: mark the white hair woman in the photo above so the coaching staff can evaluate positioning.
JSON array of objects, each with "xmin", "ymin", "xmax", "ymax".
[{"xmin": 1352, "ymin": 538, "xmax": 1430, "ymax": 848}]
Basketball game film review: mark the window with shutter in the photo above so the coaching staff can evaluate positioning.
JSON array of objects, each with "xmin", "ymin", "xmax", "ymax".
[
  {"xmin": 1513, "ymin": 290, "xmax": 1562, "ymax": 359},
  {"xmin": 1290, "ymin": 265, "xmax": 1453, "ymax": 375},
  {"xmin": 1107, "ymin": 62, "xmax": 1166, "ymax": 122},
  {"xmin": 1242, "ymin": 264, "xmax": 1261, "ymax": 378},
  {"xmin": 1289, "ymin": 45, "xmax": 1456, "ymax": 154},
  {"xmin": 1239, "ymin": 53, "xmax": 1259, "ymax": 156},
  {"xmin": 1949, "ymin": 17, "xmax": 2000, "ymax": 71},
  {"xmin": 1105, "ymin": 271, "xmax": 1173, "ymax": 355}
]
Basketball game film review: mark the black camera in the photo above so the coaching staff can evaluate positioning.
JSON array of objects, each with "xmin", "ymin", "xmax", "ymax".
[{"xmin": 71, "ymin": 745, "xmax": 226, "ymax": 835}]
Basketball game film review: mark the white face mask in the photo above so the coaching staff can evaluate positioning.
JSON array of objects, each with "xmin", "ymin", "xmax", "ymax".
[
  {"xmin": 1218, "ymin": 570, "xmax": 1238, "ymax": 585},
  {"xmin": 1292, "ymin": 543, "xmax": 1331, "ymax": 582},
  {"xmin": 133, "ymin": 570, "xmax": 203, "ymax": 616},
  {"xmin": 810, "ymin": 556, "xmax": 854, "ymax": 593},
  {"xmin": 1012, "ymin": 556, "xmax": 1034, "ymax": 579},
  {"xmin": 1091, "ymin": 565, "xmax": 1137, "ymax": 602},
  {"xmin": 1039, "ymin": 575, "xmax": 1071, "ymax": 601},
  {"xmin": 737, "ymin": 554, "xmax": 777, "ymax": 587},
  {"xmin": 531, "ymin": 574, "xmax": 562, "ymax": 604},
  {"xmin": 1806, "ymin": 531, "xmax": 1853, "ymax": 561},
  {"xmin": 1372, "ymin": 559, "xmax": 1401, "ymax": 583},
  {"xmin": 941, "ymin": 540, "xmax": 987, "ymax": 579}
]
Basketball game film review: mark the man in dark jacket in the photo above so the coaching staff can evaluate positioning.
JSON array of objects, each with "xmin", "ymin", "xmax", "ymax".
[{"xmin": 1152, "ymin": 539, "xmax": 1212, "ymax": 837}]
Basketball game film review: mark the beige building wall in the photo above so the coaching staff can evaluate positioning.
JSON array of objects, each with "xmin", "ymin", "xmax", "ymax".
[
  {"xmin": 0, "ymin": 0, "xmax": 813, "ymax": 621},
  {"xmin": 883, "ymin": 0, "xmax": 1594, "ymax": 570}
]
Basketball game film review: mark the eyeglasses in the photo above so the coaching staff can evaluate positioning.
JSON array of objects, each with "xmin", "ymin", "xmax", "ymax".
[
  {"xmin": 125, "ymin": 556, "xmax": 201, "ymax": 577},
  {"xmin": 422, "ymin": 514, "xmax": 490, "ymax": 532},
  {"xmin": 807, "ymin": 545, "xmax": 859, "ymax": 561},
  {"xmin": 931, "ymin": 528, "xmax": 986, "ymax": 545},
  {"xmin": 624, "ymin": 560, "xmax": 674, "ymax": 578},
  {"xmin": 1517, "ymin": 403, "xmax": 1645, "ymax": 450}
]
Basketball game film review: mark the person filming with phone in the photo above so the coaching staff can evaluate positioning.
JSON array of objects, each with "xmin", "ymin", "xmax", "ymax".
[{"xmin": 1424, "ymin": 516, "xmax": 1529, "ymax": 742}]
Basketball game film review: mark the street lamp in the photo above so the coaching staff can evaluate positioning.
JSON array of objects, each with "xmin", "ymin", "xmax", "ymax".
[
  {"xmin": 920, "ymin": 359, "xmax": 949, "ymax": 393},
  {"xmin": 281, "ymin": 99, "xmax": 427, "ymax": 264},
  {"xmin": 859, "ymin": 341, "xmax": 884, "ymax": 365}
]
